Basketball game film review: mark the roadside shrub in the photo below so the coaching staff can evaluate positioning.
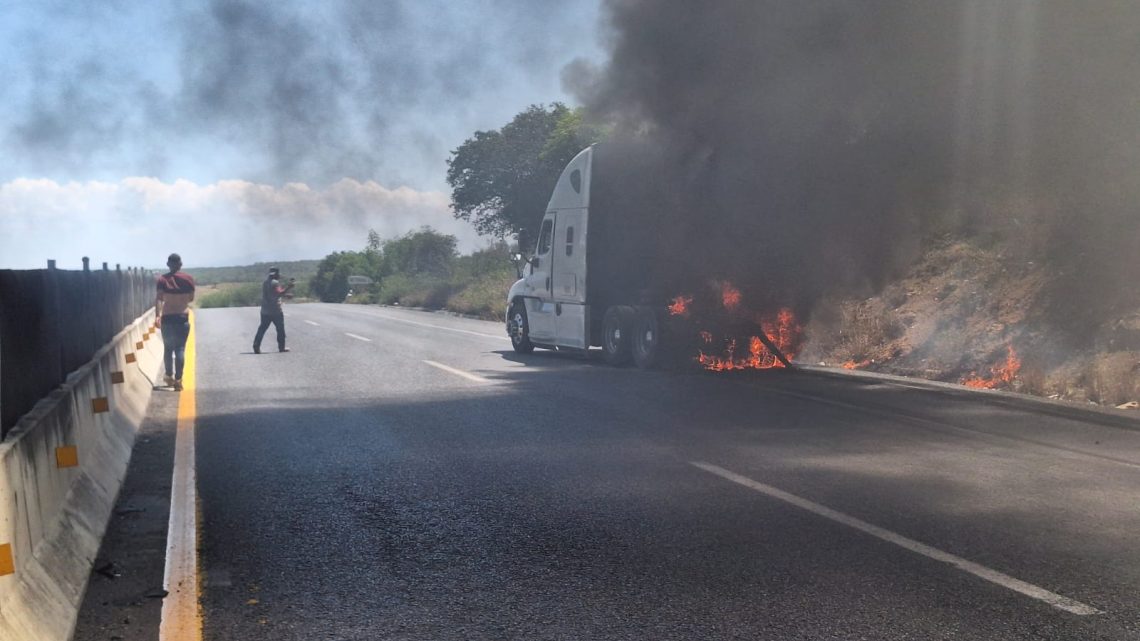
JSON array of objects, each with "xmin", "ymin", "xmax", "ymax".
[
  {"xmin": 447, "ymin": 271, "xmax": 518, "ymax": 320},
  {"xmin": 377, "ymin": 273, "xmax": 452, "ymax": 309},
  {"xmin": 197, "ymin": 283, "xmax": 261, "ymax": 308}
]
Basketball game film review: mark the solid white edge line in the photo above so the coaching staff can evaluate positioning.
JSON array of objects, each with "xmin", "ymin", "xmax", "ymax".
[
  {"xmin": 345, "ymin": 332, "xmax": 372, "ymax": 342},
  {"xmin": 690, "ymin": 461, "xmax": 1103, "ymax": 616},
  {"xmin": 422, "ymin": 360, "xmax": 491, "ymax": 383}
]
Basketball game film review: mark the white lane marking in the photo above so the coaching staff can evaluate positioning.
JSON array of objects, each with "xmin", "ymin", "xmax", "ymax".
[
  {"xmin": 345, "ymin": 333, "xmax": 372, "ymax": 342},
  {"xmin": 305, "ymin": 320, "xmax": 320, "ymax": 326},
  {"xmin": 364, "ymin": 310, "xmax": 509, "ymax": 341},
  {"xmin": 423, "ymin": 360, "xmax": 491, "ymax": 383},
  {"xmin": 691, "ymin": 461, "xmax": 1103, "ymax": 616}
]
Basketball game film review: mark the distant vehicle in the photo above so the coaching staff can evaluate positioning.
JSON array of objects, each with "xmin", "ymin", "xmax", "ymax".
[{"xmin": 346, "ymin": 275, "xmax": 373, "ymax": 303}]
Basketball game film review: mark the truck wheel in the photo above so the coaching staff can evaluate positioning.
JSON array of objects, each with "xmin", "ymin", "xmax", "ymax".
[
  {"xmin": 602, "ymin": 305, "xmax": 634, "ymax": 366},
  {"xmin": 508, "ymin": 301, "xmax": 535, "ymax": 354},
  {"xmin": 631, "ymin": 306, "xmax": 662, "ymax": 369}
]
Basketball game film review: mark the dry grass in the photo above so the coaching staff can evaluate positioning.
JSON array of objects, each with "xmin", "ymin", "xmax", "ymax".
[{"xmin": 1086, "ymin": 351, "xmax": 1140, "ymax": 406}]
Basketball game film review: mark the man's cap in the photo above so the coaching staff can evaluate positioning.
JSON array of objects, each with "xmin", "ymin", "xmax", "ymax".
[
  {"xmin": 268, "ymin": 266, "xmax": 280, "ymax": 274},
  {"xmin": 167, "ymin": 253, "xmax": 182, "ymax": 265}
]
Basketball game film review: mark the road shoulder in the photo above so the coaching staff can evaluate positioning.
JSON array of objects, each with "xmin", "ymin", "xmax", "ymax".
[{"xmin": 73, "ymin": 385, "xmax": 180, "ymax": 641}]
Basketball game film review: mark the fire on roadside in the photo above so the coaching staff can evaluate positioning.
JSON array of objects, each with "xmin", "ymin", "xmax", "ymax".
[
  {"xmin": 669, "ymin": 280, "xmax": 802, "ymax": 371},
  {"xmin": 697, "ymin": 307, "xmax": 801, "ymax": 370},
  {"xmin": 961, "ymin": 346, "xmax": 1021, "ymax": 389}
]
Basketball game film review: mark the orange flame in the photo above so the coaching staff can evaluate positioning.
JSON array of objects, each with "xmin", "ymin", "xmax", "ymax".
[
  {"xmin": 962, "ymin": 346, "xmax": 1021, "ymax": 389},
  {"xmin": 843, "ymin": 359, "xmax": 872, "ymax": 370},
  {"xmin": 697, "ymin": 307, "xmax": 802, "ymax": 371},
  {"xmin": 720, "ymin": 281, "xmax": 742, "ymax": 312},
  {"xmin": 668, "ymin": 295, "xmax": 693, "ymax": 316}
]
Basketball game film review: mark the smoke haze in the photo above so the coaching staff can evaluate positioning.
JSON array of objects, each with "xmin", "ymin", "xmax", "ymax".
[
  {"xmin": 1, "ymin": 0, "xmax": 600, "ymax": 189},
  {"xmin": 0, "ymin": 0, "xmax": 601, "ymax": 267},
  {"xmin": 571, "ymin": 1, "xmax": 1140, "ymax": 333}
]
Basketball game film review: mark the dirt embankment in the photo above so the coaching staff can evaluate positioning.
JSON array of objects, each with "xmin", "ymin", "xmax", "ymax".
[{"xmin": 802, "ymin": 237, "xmax": 1140, "ymax": 408}]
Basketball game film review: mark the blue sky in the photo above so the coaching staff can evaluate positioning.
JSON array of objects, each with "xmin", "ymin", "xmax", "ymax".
[{"xmin": 0, "ymin": 0, "xmax": 604, "ymax": 268}]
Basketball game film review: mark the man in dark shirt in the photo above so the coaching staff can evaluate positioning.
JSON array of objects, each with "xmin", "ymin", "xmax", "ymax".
[
  {"xmin": 253, "ymin": 266, "xmax": 294, "ymax": 354},
  {"xmin": 155, "ymin": 253, "xmax": 195, "ymax": 391}
]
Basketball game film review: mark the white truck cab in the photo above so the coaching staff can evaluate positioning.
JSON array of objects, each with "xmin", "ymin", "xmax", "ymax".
[{"xmin": 506, "ymin": 146, "xmax": 594, "ymax": 352}]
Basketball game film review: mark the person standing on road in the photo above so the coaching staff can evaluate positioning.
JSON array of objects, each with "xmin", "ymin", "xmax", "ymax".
[
  {"xmin": 155, "ymin": 253, "xmax": 195, "ymax": 391},
  {"xmin": 253, "ymin": 266, "xmax": 295, "ymax": 354}
]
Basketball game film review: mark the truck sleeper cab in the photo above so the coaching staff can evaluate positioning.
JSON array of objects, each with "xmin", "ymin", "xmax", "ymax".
[{"xmin": 505, "ymin": 145, "xmax": 669, "ymax": 368}]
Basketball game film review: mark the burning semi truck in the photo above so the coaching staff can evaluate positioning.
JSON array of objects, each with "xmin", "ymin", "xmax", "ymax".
[{"xmin": 504, "ymin": 143, "xmax": 799, "ymax": 370}]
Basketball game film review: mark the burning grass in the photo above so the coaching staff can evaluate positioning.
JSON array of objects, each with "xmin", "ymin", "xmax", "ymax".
[
  {"xmin": 802, "ymin": 237, "xmax": 1140, "ymax": 407},
  {"xmin": 961, "ymin": 346, "xmax": 1021, "ymax": 389}
]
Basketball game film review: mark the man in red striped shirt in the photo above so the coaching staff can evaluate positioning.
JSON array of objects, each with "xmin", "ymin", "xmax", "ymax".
[{"xmin": 155, "ymin": 253, "xmax": 195, "ymax": 391}]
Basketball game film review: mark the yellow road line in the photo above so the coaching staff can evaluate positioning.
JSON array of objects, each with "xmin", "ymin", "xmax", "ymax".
[{"xmin": 160, "ymin": 311, "xmax": 202, "ymax": 641}]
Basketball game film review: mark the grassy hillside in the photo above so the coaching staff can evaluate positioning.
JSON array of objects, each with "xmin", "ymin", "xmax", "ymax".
[{"xmin": 801, "ymin": 236, "xmax": 1140, "ymax": 407}]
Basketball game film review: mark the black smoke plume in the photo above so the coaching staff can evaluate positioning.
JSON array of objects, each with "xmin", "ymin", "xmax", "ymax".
[{"xmin": 570, "ymin": 1, "xmax": 1140, "ymax": 337}]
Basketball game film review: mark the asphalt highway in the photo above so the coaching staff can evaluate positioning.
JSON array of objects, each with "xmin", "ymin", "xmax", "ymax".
[{"xmin": 181, "ymin": 303, "xmax": 1140, "ymax": 640}]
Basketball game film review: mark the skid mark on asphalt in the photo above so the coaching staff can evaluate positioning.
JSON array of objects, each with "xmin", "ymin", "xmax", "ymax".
[{"xmin": 691, "ymin": 461, "xmax": 1103, "ymax": 616}]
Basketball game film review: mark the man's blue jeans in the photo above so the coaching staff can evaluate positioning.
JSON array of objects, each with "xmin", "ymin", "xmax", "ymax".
[{"xmin": 160, "ymin": 314, "xmax": 190, "ymax": 380}]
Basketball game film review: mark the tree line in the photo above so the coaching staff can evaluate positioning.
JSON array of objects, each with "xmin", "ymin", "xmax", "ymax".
[{"xmin": 309, "ymin": 103, "xmax": 604, "ymax": 314}]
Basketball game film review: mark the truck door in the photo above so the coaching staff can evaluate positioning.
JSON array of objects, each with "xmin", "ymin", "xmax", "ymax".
[
  {"xmin": 522, "ymin": 215, "xmax": 556, "ymax": 342},
  {"xmin": 552, "ymin": 210, "xmax": 588, "ymax": 348}
]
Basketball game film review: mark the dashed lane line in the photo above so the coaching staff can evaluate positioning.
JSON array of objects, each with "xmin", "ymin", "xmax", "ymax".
[
  {"xmin": 341, "ymin": 308, "xmax": 509, "ymax": 341},
  {"xmin": 345, "ymin": 333, "xmax": 372, "ymax": 342},
  {"xmin": 691, "ymin": 461, "xmax": 1102, "ymax": 617},
  {"xmin": 423, "ymin": 360, "xmax": 491, "ymax": 383},
  {"xmin": 304, "ymin": 320, "xmax": 320, "ymax": 326}
]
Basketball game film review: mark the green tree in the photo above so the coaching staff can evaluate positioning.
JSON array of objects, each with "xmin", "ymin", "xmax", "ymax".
[
  {"xmin": 381, "ymin": 227, "xmax": 458, "ymax": 277},
  {"xmin": 310, "ymin": 251, "xmax": 373, "ymax": 303},
  {"xmin": 447, "ymin": 104, "xmax": 604, "ymax": 249}
]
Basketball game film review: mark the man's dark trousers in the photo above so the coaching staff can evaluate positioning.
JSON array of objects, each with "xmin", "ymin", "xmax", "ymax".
[
  {"xmin": 160, "ymin": 314, "xmax": 191, "ymax": 378},
  {"xmin": 253, "ymin": 310, "xmax": 286, "ymax": 352}
]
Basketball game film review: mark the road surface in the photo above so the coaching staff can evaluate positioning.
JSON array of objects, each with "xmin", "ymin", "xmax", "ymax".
[{"xmin": 79, "ymin": 303, "xmax": 1140, "ymax": 640}]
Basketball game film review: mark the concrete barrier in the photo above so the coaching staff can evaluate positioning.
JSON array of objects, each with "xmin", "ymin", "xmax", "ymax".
[{"xmin": 0, "ymin": 311, "xmax": 162, "ymax": 641}]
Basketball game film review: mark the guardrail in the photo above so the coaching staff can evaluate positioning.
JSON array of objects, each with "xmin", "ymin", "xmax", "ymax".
[{"xmin": 0, "ymin": 259, "xmax": 154, "ymax": 439}]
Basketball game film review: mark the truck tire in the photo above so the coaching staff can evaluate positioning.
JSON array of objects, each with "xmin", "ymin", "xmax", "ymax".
[
  {"xmin": 508, "ymin": 301, "xmax": 535, "ymax": 354},
  {"xmin": 602, "ymin": 305, "xmax": 634, "ymax": 366},
  {"xmin": 631, "ymin": 306, "xmax": 662, "ymax": 369}
]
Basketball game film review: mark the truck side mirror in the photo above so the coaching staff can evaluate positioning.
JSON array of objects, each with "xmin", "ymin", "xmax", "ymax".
[
  {"xmin": 509, "ymin": 252, "xmax": 527, "ymax": 278},
  {"xmin": 528, "ymin": 256, "xmax": 540, "ymax": 268}
]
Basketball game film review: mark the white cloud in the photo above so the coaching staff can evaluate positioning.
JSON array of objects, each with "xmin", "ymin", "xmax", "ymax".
[{"xmin": 0, "ymin": 177, "xmax": 484, "ymax": 269}]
